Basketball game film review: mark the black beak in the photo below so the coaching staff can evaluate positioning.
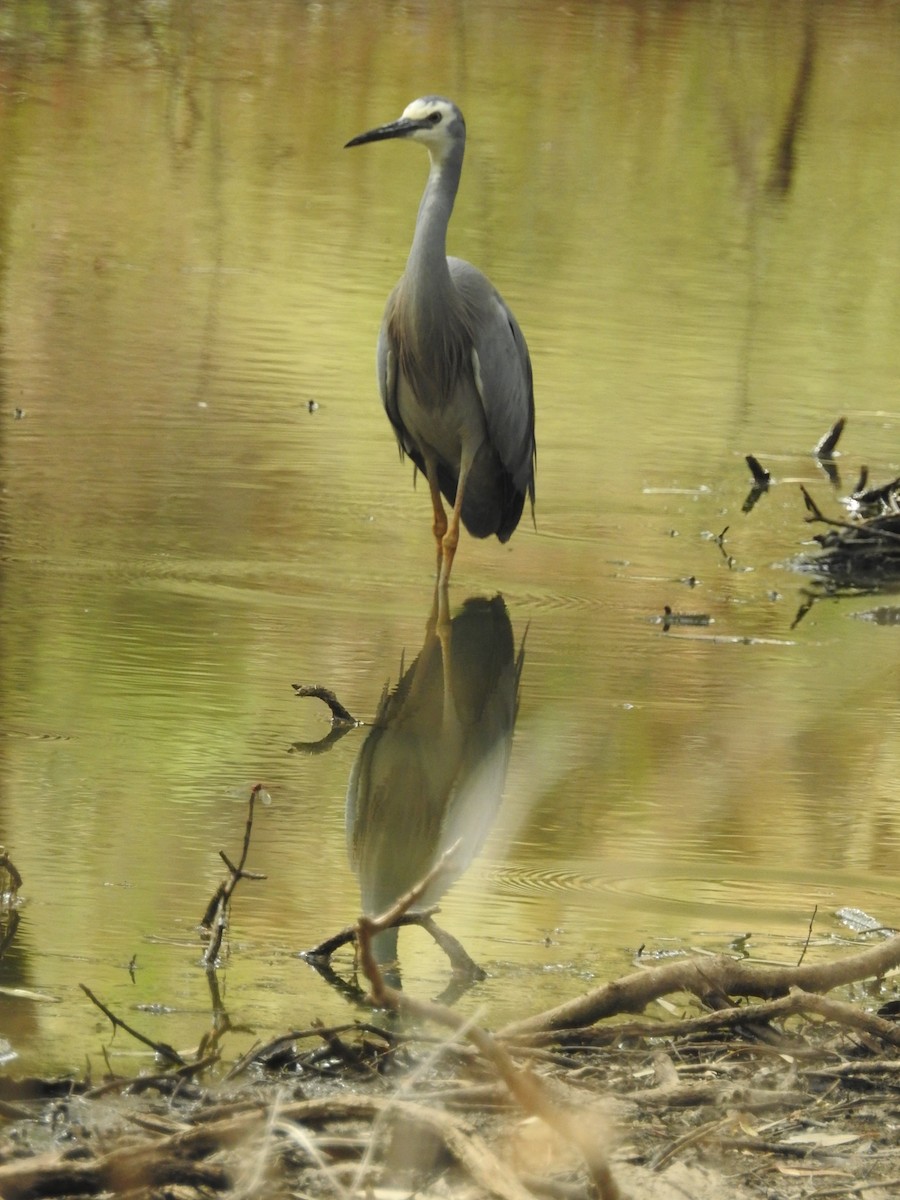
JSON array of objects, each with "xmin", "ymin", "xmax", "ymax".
[{"xmin": 345, "ymin": 116, "xmax": 428, "ymax": 149}]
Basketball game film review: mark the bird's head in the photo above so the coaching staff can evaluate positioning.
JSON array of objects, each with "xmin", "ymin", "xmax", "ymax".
[{"xmin": 345, "ymin": 96, "xmax": 465, "ymax": 163}]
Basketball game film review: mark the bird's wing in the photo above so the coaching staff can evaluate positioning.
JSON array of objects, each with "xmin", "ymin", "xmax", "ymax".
[
  {"xmin": 376, "ymin": 286, "xmax": 408, "ymax": 447},
  {"xmin": 450, "ymin": 258, "xmax": 536, "ymax": 500}
]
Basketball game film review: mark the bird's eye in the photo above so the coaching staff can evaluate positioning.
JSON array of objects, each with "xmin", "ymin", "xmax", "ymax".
[{"xmin": 427, "ymin": 112, "xmax": 442, "ymax": 124}]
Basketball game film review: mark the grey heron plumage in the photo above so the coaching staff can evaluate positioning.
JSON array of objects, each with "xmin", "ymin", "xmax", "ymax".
[{"xmin": 346, "ymin": 96, "xmax": 536, "ymax": 585}]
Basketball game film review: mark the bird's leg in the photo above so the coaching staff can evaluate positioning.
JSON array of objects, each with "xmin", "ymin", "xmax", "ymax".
[
  {"xmin": 436, "ymin": 593, "xmax": 456, "ymax": 725},
  {"xmin": 429, "ymin": 577, "xmax": 460, "ymax": 736},
  {"xmin": 424, "ymin": 457, "xmax": 449, "ymax": 577},
  {"xmin": 434, "ymin": 578, "xmax": 451, "ymax": 627},
  {"xmin": 438, "ymin": 450, "xmax": 472, "ymax": 588},
  {"xmin": 404, "ymin": 584, "xmax": 444, "ymax": 709}
]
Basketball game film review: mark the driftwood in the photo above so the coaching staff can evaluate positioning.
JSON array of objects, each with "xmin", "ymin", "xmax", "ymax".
[{"xmin": 498, "ymin": 934, "xmax": 900, "ymax": 1040}]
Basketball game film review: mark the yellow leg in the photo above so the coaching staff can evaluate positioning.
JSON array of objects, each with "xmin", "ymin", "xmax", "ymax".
[
  {"xmin": 438, "ymin": 452, "xmax": 472, "ymax": 588},
  {"xmin": 434, "ymin": 576, "xmax": 451, "ymax": 627},
  {"xmin": 425, "ymin": 460, "xmax": 448, "ymax": 578}
]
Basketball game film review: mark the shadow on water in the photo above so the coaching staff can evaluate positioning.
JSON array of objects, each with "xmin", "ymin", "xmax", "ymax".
[{"xmin": 300, "ymin": 589, "xmax": 525, "ymax": 1004}]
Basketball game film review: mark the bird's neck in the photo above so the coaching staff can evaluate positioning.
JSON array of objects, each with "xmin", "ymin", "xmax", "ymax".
[
  {"xmin": 405, "ymin": 143, "xmax": 464, "ymax": 313},
  {"xmin": 392, "ymin": 141, "xmax": 470, "ymax": 397}
]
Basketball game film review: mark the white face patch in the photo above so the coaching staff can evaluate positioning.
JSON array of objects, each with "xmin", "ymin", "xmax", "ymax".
[
  {"xmin": 402, "ymin": 97, "xmax": 454, "ymax": 124},
  {"xmin": 399, "ymin": 97, "xmax": 461, "ymax": 160}
]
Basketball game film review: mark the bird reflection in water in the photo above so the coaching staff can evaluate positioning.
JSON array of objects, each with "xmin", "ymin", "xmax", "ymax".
[
  {"xmin": 348, "ymin": 592, "xmax": 524, "ymax": 980},
  {"xmin": 300, "ymin": 590, "xmax": 524, "ymax": 999}
]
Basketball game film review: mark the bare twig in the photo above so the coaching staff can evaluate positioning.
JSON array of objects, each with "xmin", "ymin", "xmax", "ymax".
[
  {"xmin": 79, "ymin": 984, "xmax": 186, "ymax": 1067},
  {"xmin": 301, "ymin": 906, "xmax": 442, "ymax": 960},
  {"xmin": 797, "ymin": 904, "xmax": 817, "ymax": 966},
  {"xmin": 200, "ymin": 785, "xmax": 267, "ymax": 966}
]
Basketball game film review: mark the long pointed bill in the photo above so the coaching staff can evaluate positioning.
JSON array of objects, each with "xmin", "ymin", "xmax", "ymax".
[{"xmin": 345, "ymin": 116, "xmax": 429, "ymax": 148}]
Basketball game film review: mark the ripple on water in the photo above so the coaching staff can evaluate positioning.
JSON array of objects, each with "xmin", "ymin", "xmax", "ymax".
[{"xmin": 486, "ymin": 864, "xmax": 897, "ymax": 933}]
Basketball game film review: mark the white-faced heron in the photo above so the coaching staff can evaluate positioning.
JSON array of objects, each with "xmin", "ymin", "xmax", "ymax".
[{"xmin": 346, "ymin": 96, "xmax": 536, "ymax": 586}]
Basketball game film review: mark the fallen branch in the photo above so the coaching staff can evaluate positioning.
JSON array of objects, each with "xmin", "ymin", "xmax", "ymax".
[
  {"xmin": 0, "ymin": 1092, "xmax": 535, "ymax": 1200},
  {"xmin": 802, "ymin": 485, "xmax": 900, "ymax": 545},
  {"xmin": 531, "ymin": 988, "xmax": 895, "ymax": 1053},
  {"xmin": 498, "ymin": 934, "xmax": 900, "ymax": 1040}
]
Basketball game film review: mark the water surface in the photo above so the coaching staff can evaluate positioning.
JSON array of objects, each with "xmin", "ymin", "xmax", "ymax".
[{"xmin": 1, "ymin": 0, "xmax": 899, "ymax": 1073}]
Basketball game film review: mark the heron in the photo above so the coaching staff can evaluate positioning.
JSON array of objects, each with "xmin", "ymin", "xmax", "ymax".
[{"xmin": 346, "ymin": 96, "xmax": 536, "ymax": 586}]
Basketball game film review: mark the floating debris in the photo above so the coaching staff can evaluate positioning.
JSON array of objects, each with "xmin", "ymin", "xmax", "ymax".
[
  {"xmin": 641, "ymin": 484, "xmax": 711, "ymax": 496},
  {"xmin": 655, "ymin": 605, "xmax": 713, "ymax": 632},
  {"xmin": 846, "ymin": 472, "xmax": 900, "ymax": 519},
  {"xmin": 796, "ymin": 483, "xmax": 900, "ymax": 591}
]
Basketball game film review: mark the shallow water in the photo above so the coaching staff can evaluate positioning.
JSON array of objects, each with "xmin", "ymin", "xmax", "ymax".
[{"xmin": 0, "ymin": 0, "xmax": 899, "ymax": 1073}]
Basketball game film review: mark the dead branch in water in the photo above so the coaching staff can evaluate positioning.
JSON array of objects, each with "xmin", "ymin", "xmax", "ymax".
[
  {"xmin": 200, "ymin": 783, "xmax": 268, "ymax": 967},
  {"xmin": 498, "ymin": 934, "xmax": 900, "ymax": 1041},
  {"xmin": 302, "ymin": 901, "xmax": 486, "ymax": 981},
  {"xmin": 292, "ymin": 683, "xmax": 359, "ymax": 724}
]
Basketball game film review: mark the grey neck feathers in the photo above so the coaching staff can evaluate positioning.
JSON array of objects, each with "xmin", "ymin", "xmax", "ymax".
[{"xmin": 394, "ymin": 141, "xmax": 472, "ymax": 401}]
